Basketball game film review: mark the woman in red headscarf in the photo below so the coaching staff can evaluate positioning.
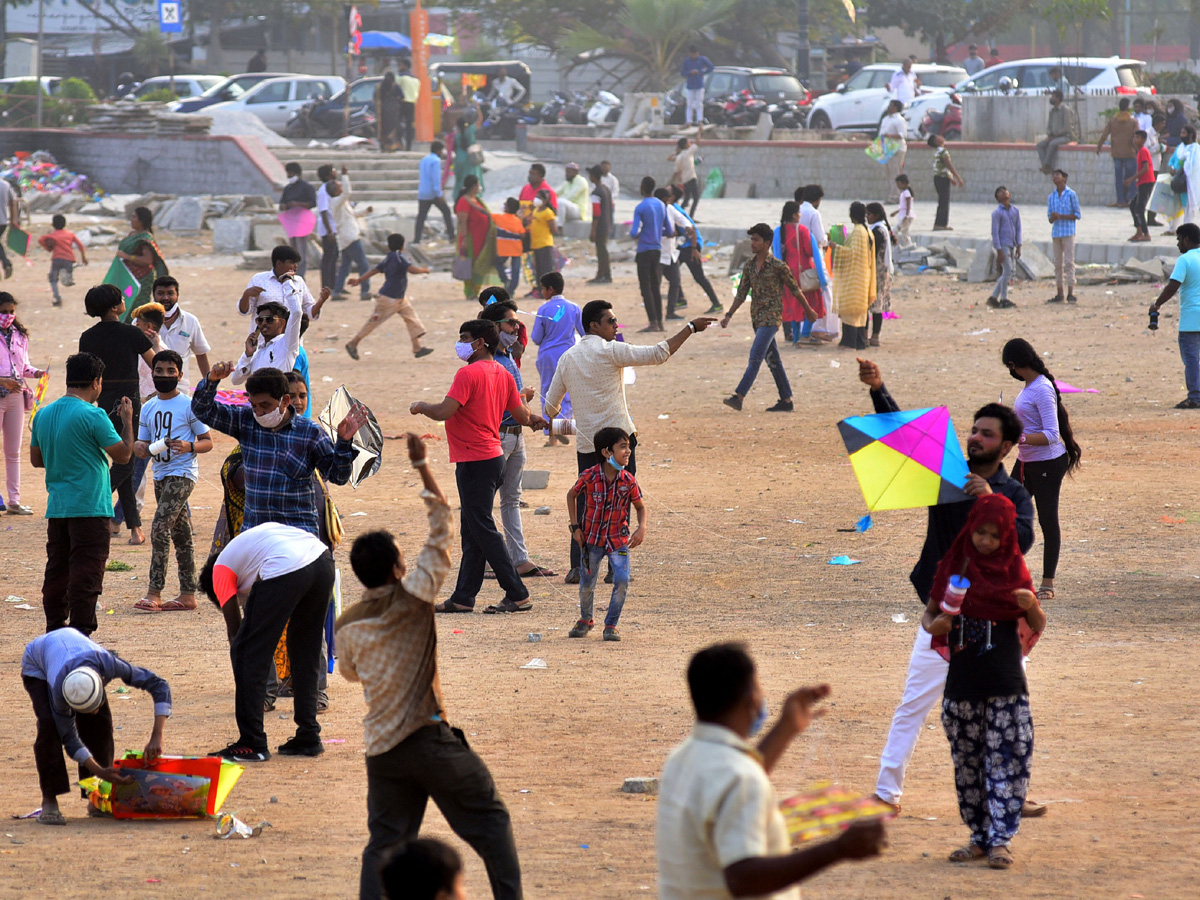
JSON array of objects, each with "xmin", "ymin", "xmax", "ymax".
[{"xmin": 921, "ymin": 494, "xmax": 1047, "ymax": 872}]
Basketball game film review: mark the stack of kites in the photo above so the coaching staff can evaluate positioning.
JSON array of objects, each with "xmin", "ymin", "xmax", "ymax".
[
  {"xmin": 1, "ymin": 150, "xmax": 97, "ymax": 197},
  {"xmin": 80, "ymin": 751, "xmax": 244, "ymax": 819}
]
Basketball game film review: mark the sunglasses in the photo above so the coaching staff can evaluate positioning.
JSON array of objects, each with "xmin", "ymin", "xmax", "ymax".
[
  {"xmin": 603, "ymin": 316, "xmax": 618, "ymax": 325},
  {"xmin": 256, "ymin": 315, "xmax": 279, "ymax": 325}
]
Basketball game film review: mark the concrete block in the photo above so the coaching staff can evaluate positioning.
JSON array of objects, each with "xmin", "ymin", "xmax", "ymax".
[
  {"xmin": 1016, "ymin": 243, "xmax": 1054, "ymax": 279},
  {"xmin": 212, "ymin": 217, "xmax": 253, "ymax": 254},
  {"xmin": 723, "ymin": 181, "xmax": 755, "ymax": 199},
  {"xmin": 1122, "ymin": 257, "xmax": 1166, "ymax": 279},
  {"xmin": 161, "ymin": 196, "xmax": 206, "ymax": 231},
  {"xmin": 252, "ymin": 223, "xmax": 288, "ymax": 250},
  {"xmin": 621, "ymin": 777, "xmax": 659, "ymax": 794},
  {"xmin": 951, "ymin": 247, "xmax": 976, "ymax": 274},
  {"xmin": 895, "ymin": 247, "xmax": 930, "ymax": 265},
  {"xmin": 967, "ymin": 247, "xmax": 996, "ymax": 283},
  {"xmin": 727, "ymin": 238, "xmax": 753, "ymax": 275},
  {"xmin": 522, "ymin": 470, "xmax": 550, "ymax": 491}
]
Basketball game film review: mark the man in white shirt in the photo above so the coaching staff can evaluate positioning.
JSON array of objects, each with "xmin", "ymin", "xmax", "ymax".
[
  {"xmin": 152, "ymin": 276, "xmax": 211, "ymax": 392},
  {"xmin": 545, "ymin": 300, "xmax": 714, "ymax": 581},
  {"xmin": 490, "ymin": 67, "xmax": 526, "ymax": 106},
  {"xmin": 657, "ymin": 643, "xmax": 886, "ymax": 900},
  {"xmin": 963, "ymin": 44, "xmax": 986, "ymax": 76},
  {"xmin": 887, "ymin": 59, "xmax": 920, "ymax": 105},
  {"xmin": 600, "ymin": 160, "xmax": 620, "ymax": 237},
  {"xmin": 329, "ymin": 169, "xmax": 374, "ymax": 300},
  {"xmin": 315, "ymin": 163, "xmax": 338, "ymax": 292},
  {"xmin": 0, "ymin": 176, "xmax": 16, "ymax": 278},
  {"xmin": 240, "ymin": 245, "xmax": 327, "ymax": 336},
  {"xmin": 656, "ymin": 186, "xmax": 693, "ymax": 320},
  {"xmin": 232, "ymin": 302, "xmax": 303, "ymax": 384},
  {"xmin": 200, "ymin": 521, "xmax": 336, "ymax": 763},
  {"xmin": 555, "ymin": 162, "xmax": 592, "ymax": 225}
]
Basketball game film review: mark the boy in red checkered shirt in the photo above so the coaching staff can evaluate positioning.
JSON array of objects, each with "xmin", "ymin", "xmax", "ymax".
[{"xmin": 566, "ymin": 427, "xmax": 646, "ymax": 642}]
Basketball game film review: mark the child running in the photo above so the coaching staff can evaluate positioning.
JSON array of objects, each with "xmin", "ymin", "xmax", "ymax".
[
  {"xmin": 39, "ymin": 214, "xmax": 87, "ymax": 307},
  {"xmin": 922, "ymin": 493, "xmax": 1047, "ymax": 871},
  {"xmin": 567, "ymin": 427, "xmax": 646, "ymax": 642},
  {"xmin": 132, "ymin": 350, "xmax": 212, "ymax": 613},
  {"xmin": 344, "ymin": 233, "xmax": 433, "ymax": 361}
]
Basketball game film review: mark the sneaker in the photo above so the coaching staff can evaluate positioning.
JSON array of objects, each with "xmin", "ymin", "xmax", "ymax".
[
  {"xmin": 277, "ymin": 737, "xmax": 325, "ymax": 757},
  {"xmin": 345, "ymin": 342, "xmax": 359, "ymax": 360},
  {"xmin": 568, "ymin": 619, "xmax": 594, "ymax": 638},
  {"xmin": 1066, "ymin": 293, "xmax": 1078, "ymax": 304},
  {"xmin": 868, "ymin": 336, "xmax": 880, "ymax": 347},
  {"xmin": 722, "ymin": 395, "xmax": 743, "ymax": 411},
  {"xmin": 998, "ymin": 299, "xmax": 1017, "ymax": 309},
  {"xmin": 1046, "ymin": 294, "xmax": 1065, "ymax": 304},
  {"xmin": 211, "ymin": 743, "xmax": 270, "ymax": 762},
  {"xmin": 332, "ymin": 291, "xmax": 351, "ymax": 301},
  {"xmin": 1174, "ymin": 399, "xmax": 1200, "ymax": 409},
  {"xmin": 765, "ymin": 400, "xmax": 794, "ymax": 412},
  {"xmin": 705, "ymin": 303, "xmax": 724, "ymax": 314},
  {"xmin": 986, "ymin": 296, "xmax": 1001, "ymax": 309},
  {"xmin": 564, "ymin": 567, "xmax": 580, "ymax": 585},
  {"xmin": 665, "ymin": 314, "xmax": 684, "ymax": 320},
  {"xmin": 603, "ymin": 626, "xmax": 621, "ymax": 642}
]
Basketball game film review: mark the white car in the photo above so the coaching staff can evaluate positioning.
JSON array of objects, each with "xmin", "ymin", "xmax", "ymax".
[
  {"xmin": 128, "ymin": 75, "xmax": 224, "ymax": 100},
  {"xmin": 806, "ymin": 63, "xmax": 966, "ymax": 132},
  {"xmin": 904, "ymin": 57, "xmax": 1155, "ymax": 137},
  {"xmin": 203, "ymin": 75, "xmax": 345, "ymax": 133}
]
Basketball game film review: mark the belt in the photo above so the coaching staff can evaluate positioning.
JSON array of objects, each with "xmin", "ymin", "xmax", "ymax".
[{"xmin": 499, "ymin": 425, "xmax": 523, "ymax": 435}]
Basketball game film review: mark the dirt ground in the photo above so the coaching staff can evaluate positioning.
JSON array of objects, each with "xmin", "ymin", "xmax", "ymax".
[{"xmin": 3, "ymin": 230, "xmax": 1200, "ymax": 900}]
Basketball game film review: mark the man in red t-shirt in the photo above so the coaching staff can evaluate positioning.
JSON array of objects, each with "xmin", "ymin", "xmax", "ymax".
[
  {"xmin": 1128, "ymin": 128, "xmax": 1157, "ymax": 242},
  {"xmin": 518, "ymin": 163, "xmax": 558, "ymax": 215},
  {"xmin": 411, "ymin": 319, "xmax": 548, "ymax": 613}
]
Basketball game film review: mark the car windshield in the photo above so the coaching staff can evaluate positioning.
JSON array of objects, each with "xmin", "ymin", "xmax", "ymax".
[
  {"xmin": 751, "ymin": 74, "xmax": 804, "ymax": 95},
  {"xmin": 920, "ymin": 70, "xmax": 967, "ymax": 87},
  {"xmin": 1117, "ymin": 65, "xmax": 1151, "ymax": 87}
]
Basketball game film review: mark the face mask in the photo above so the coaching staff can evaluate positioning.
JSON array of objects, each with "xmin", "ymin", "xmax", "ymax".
[
  {"xmin": 1008, "ymin": 367, "xmax": 1024, "ymax": 381},
  {"xmin": 749, "ymin": 699, "xmax": 769, "ymax": 738},
  {"xmin": 0, "ymin": 313, "xmax": 13, "ymax": 329},
  {"xmin": 152, "ymin": 376, "xmax": 179, "ymax": 394},
  {"xmin": 253, "ymin": 404, "xmax": 288, "ymax": 428},
  {"xmin": 287, "ymin": 176, "xmax": 298, "ymax": 184},
  {"xmin": 603, "ymin": 452, "xmax": 626, "ymax": 472},
  {"xmin": 455, "ymin": 341, "xmax": 477, "ymax": 361},
  {"xmin": 498, "ymin": 330, "xmax": 519, "ymax": 350},
  {"xmin": 532, "ymin": 197, "xmax": 544, "ymax": 208}
]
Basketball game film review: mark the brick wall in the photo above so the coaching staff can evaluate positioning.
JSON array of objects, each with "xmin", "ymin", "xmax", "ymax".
[
  {"xmin": 0, "ymin": 130, "xmax": 284, "ymax": 196},
  {"xmin": 528, "ymin": 134, "xmax": 1145, "ymax": 206}
]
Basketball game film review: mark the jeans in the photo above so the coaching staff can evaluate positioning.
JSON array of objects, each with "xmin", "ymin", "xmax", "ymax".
[
  {"xmin": 662, "ymin": 259, "xmax": 682, "ymax": 317},
  {"xmin": 1182, "ymin": 331, "xmax": 1200, "ymax": 402},
  {"xmin": 148, "ymin": 475, "xmax": 196, "ymax": 593},
  {"xmin": 359, "ymin": 723, "xmax": 522, "ymax": 900},
  {"xmin": 48, "ymin": 258, "xmax": 73, "ymax": 304},
  {"xmin": 334, "ymin": 239, "xmax": 371, "ymax": 298},
  {"xmin": 111, "ymin": 454, "xmax": 148, "ymax": 526},
  {"xmin": 1131, "ymin": 181, "xmax": 1153, "ymax": 232},
  {"xmin": 992, "ymin": 245, "xmax": 1015, "ymax": 300},
  {"xmin": 498, "ymin": 431, "xmax": 530, "ymax": 569},
  {"xmin": 495, "ymin": 256, "xmax": 521, "ymax": 295},
  {"xmin": 635, "ymin": 250, "xmax": 663, "ymax": 325},
  {"xmin": 682, "ymin": 250, "xmax": 721, "ymax": 308},
  {"xmin": 933, "ymin": 174, "xmax": 952, "ymax": 228},
  {"xmin": 230, "ymin": 552, "xmax": 334, "ymax": 752},
  {"xmin": 1014, "ymin": 453, "xmax": 1071, "ymax": 580},
  {"xmin": 101, "ymin": 390, "xmax": 140, "ymax": 529},
  {"xmin": 1113, "ymin": 156, "xmax": 1137, "ymax": 204},
  {"xmin": 1036, "ymin": 135, "xmax": 1071, "ymax": 170},
  {"xmin": 681, "ymin": 178, "xmax": 700, "ymax": 216},
  {"xmin": 42, "ymin": 516, "xmax": 111, "ymax": 636},
  {"xmin": 447, "ymin": 456, "xmax": 528, "ymax": 608},
  {"xmin": 593, "ymin": 232, "xmax": 610, "ymax": 280},
  {"xmin": 320, "ymin": 234, "xmax": 339, "ymax": 292},
  {"xmin": 25, "ymin": 675, "xmax": 114, "ymax": 798},
  {"xmin": 579, "ymin": 544, "xmax": 630, "ymax": 626},
  {"xmin": 569, "ymin": 435, "xmax": 637, "ymax": 570},
  {"xmin": 414, "ymin": 197, "xmax": 455, "ymax": 243},
  {"xmin": 735, "ymin": 325, "xmax": 792, "ymax": 400}
]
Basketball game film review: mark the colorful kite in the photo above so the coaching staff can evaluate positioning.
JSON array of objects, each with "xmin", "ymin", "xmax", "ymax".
[
  {"xmin": 838, "ymin": 406, "xmax": 971, "ymax": 511},
  {"xmin": 81, "ymin": 752, "xmax": 243, "ymax": 820},
  {"xmin": 779, "ymin": 783, "xmax": 895, "ymax": 845},
  {"xmin": 26, "ymin": 369, "xmax": 50, "ymax": 425}
]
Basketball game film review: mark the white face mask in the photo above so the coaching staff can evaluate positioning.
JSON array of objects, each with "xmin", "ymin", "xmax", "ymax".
[
  {"xmin": 532, "ymin": 197, "xmax": 544, "ymax": 208},
  {"xmin": 455, "ymin": 340, "xmax": 477, "ymax": 361},
  {"xmin": 498, "ymin": 330, "xmax": 519, "ymax": 349},
  {"xmin": 253, "ymin": 404, "xmax": 288, "ymax": 428},
  {"xmin": 287, "ymin": 176, "xmax": 298, "ymax": 184}
]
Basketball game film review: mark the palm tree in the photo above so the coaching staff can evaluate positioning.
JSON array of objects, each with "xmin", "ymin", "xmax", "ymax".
[{"xmin": 563, "ymin": 0, "xmax": 739, "ymax": 90}]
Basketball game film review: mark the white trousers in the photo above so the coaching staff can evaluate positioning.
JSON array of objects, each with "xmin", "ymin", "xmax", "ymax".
[
  {"xmin": 686, "ymin": 88, "xmax": 704, "ymax": 125},
  {"xmin": 875, "ymin": 623, "xmax": 948, "ymax": 804}
]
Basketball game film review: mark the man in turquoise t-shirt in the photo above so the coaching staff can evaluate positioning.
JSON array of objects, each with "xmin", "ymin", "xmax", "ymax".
[
  {"xmin": 30, "ymin": 352, "xmax": 134, "ymax": 635},
  {"xmin": 1151, "ymin": 224, "xmax": 1200, "ymax": 408}
]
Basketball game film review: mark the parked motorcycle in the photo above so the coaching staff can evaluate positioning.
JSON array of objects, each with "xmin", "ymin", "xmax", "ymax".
[
  {"xmin": 478, "ymin": 96, "xmax": 539, "ymax": 140},
  {"xmin": 539, "ymin": 90, "xmax": 572, "ymax": 125},
  {"xmin": 587, "ymin": 90, "xmax": 623, "ymax": 125},
  {"xmin": 767, "ymin": 98, "xmax": 805, "ymax": 129},
  {"xmin": 720, "ymin": 90, "xmax": 767, "ymax": 127},
  {"xmin": 920, "ymin": 93, "xmax": 962, "ymax": 141}
]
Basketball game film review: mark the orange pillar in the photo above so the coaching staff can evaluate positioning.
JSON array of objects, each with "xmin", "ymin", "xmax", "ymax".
[{"xmin": 411, "ymin": 1, "xmax": 433, "ymax": 143}]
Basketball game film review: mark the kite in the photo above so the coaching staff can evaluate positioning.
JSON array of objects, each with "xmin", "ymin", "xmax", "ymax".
[
  {"xmin": 5, "ymin": 225, "xmax": 30, "ymax": 257},
  {"xmin": 26, "ymin": 369, "xmax": 50, "ymax": 425},
  {"xmin": 102, "ymin": 257, "xmax": 140, "ymax": 302},
  {"xmin": 779, "ymin": 783, "xmax": 895, "ymax": 845},
  {"xmin": 318, "ymin": 385, "xmax": 383, "ymax": 488},
  {"xmin": 837, "ymin": 406, "xmax": 971, "ymax": 511},
  {"xmin": 81, "ymin": 752, "xmax": 243, "ymax": 819},
  {"xmin": 278, "ymin": 207, "xmax": 317, "ymax": 239}
]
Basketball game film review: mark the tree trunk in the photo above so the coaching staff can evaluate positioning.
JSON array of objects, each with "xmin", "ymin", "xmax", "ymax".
[
  {"xmin": 935, "ymin": 32, "xmax": 947, "ymax": 65},
  {"xmin": 209, "ymin": 10, "xmax": 224, "ymax": 73}
]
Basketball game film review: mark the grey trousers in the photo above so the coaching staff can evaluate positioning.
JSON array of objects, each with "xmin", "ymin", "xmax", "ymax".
[{"xmin": 498, "ymin": 430, "xmax": 530, "ymax": 568}]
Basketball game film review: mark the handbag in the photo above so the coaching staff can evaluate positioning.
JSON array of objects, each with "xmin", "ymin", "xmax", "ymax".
[
  {"xmin": 467, "ymin": 143, "xmax": 485, "ymax": 166},
  {"xmin": 1172, "ymin": 170, "xmax": 1188, "ymax": 194},
  {"xmin": 799, "ymin": 267, "xmax": 821, "ymax": 292},
  {"xmin": 452, "ymin": 254, "xmax": 474, "ymax": 281}
]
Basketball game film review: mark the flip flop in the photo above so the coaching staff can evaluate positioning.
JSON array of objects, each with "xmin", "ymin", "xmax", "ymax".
[
  {"xmin": 518, "ymin": 566, "xmax": 559, "ymax": 578},
  {"xmin": 159, "ymin": 599, "xmax": 197, "ymax": 612},
  {"xmin": 128, "ymin": 536, "xmax": 146, "ymax": 546},
  {"xmin": 38, "ymin": 811, "xmax": 66, "ymax": 826},
  {"xmin": 988, "ymin": 846, "xmax": 1014, "ymax": 869},
  {"xmin": 133, "ymin": 598, "xmax": 161, "ymax": 613},
  {"xmin": 434, "ymin": 601, "xmax": 474, "ymax": 614},
  {"xmin": 949, "ymin": 844, "xmax": 986, "ymax": 862},
  {"xmin": 483, "ymin": 599, "xmax": 533, "ymax": 614}
]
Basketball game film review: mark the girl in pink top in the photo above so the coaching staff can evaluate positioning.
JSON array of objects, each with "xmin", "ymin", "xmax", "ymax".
[{"xmin": 0, "ymin": 293, "xmax": 47, "ymax": 514}]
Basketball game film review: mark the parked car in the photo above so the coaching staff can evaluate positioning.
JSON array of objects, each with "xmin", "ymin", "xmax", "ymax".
[
  {"xmin": 286, "ymin": 77, "xmax": 380, "ymax": 139},
  {"xmin": 668, "ymin": 66, "xmax": 809, "ymax": 124},
  {"xmin": 169, "ymin": 73, "xmax": 296, "ymax": 113},
  {"xmin": 806, "ymin": 63, "xmax": 966, "ymax": 132},
  {"xmin": 903, "ymin": 57, "xmax": 1156, "ymax": 137},
  {"xmin": 204, "ymin": 75, "xmax": 345, "ymax": 133},
  {"xmin": 0, "ymin": 76, "xmax": 61, "ymax": 95},
  {"xmin": 128, "ymin": 75, "xmax": 224, "ymax": 101}
]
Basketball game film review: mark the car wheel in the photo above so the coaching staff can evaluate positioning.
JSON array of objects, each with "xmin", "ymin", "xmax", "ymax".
[
  {"xmin": 945, "ymin": 128, "xmax": 961, "ymax": 141},
  {"xmin": 809, "ymin": 110, "xmax": 831, "ymax": 130}
]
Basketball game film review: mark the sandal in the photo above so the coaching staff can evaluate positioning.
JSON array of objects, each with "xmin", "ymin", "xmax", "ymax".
[
  {"xmin": 518, "ymin": 566, "xmax": 559, "ymax": 578},
  {"xmin": 988, "ymin": 845, "xmax": 1014, "ymax": 869},
  {"xmin": 483, "ymin": 599, "xmax": 533, "ymax": 614},
  {"xmin": 38, "ymin": 810, "xmax": 66, "ymax": 826},
  {"xmin": 133, "ymin": 598, "xmax": 161, "ymax": 613},
  {"xmin": 159, "ymin": 599, "xmax": 197, "ymax": 612},
  {"xmin": 949, "ymin": 844, "xmax": 986, "ymax": 862},
  {"xmin": 434, "ymin": 601, "xmax": 474, "ymax": 614},
  {"xmin": 1036, "ymin": 587, "xmax": 1055, "ymax": 603}
]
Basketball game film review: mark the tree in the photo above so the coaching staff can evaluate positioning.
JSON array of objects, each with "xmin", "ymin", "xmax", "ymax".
[
  {"xmin": 1043, "ymin": 0, "xmax": 1112, "ymax": 55},
  {"xmin": 562, "ymin": 0, "xmax": 739, "ymax": 90},
  {"xmin": 866, "ymin": 0, "xmax": 1035, "ymax": 63}
]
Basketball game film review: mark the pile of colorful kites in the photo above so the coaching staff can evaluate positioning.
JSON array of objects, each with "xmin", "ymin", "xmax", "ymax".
[{"xmin": 2, "ymin": 150, "xmax": 96, "ymax": 197}]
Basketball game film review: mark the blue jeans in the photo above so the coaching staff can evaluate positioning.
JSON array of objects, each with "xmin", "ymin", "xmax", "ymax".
[
  {"xmin": 495, "ymin": 256, "xmax": 520, "ymax": 295},
  {"xmin": 735, "ymin": 325, "xmax": 792, "ymax": 399},
  {"xmin": 112, "ymin": 454, "xmax": 149, "ymax": 525},
  {"xmin": 579, "ymin": 543, "xmax": 629, "ymax": 627},
  {"xmin": 333, "ymin": 239, "xmax": 371, "ymax": 298},
  {"xmin": 1180, "ymin": 331, "xmax": 1200, "ymax": 401},
  {"xmin": 1114, "ymin": 157, "xmax": 1137, "ymax": 205}
]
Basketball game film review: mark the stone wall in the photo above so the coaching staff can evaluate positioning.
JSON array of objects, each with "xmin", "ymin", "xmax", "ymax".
[
  {"xmin": 0, "ymin": 130, "xmax": 285, "ymax": 196},
  {"xmin": 963, "ymin": 93, "xmax": 1192, "ymax": 143},
  {"xmin": 528, "ymin": 133, "xmax": 1143, "ymax": 206}
]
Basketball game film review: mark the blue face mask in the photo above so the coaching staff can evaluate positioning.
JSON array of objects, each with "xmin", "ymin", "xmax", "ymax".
[
  {"xmin": 748, "ymin": 699, "xmax": 769, "ymax": 738},
  {"xmin": 603, "ymin": 452, "xmax": 625, "ymax": 472}
]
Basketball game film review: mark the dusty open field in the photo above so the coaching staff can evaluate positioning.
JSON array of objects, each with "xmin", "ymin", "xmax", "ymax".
[{"xmin": 2, "ymin": 231, "xmax": 1199, "ymax": 899}]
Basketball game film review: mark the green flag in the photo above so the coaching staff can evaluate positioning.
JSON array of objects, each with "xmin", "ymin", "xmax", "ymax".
[
  {"xmin": 103, "ymin": 258, "xmax": 140, "ymax": 304},
  {"xmin": 5, "ymin": 226, "xmax": 30, "ymax": 257}
]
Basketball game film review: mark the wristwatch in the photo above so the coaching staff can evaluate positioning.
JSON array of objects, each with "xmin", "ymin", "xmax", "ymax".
[{"xmin": 569, "ymin": 524, "xmax": 580, "ymax": 532}]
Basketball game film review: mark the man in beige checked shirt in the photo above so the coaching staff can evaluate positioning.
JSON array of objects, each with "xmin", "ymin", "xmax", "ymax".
[{"xmin": 336, "ymin": 433, "xmax": 522, "ymax": 900}]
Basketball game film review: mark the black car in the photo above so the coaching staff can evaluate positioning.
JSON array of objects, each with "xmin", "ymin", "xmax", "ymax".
[
  {"xmin": 286, "ymin": 77, "xmax": 381, "ymax": 139},
  {"xmin": 668, "ymin": 66, "xmax": 809, "ymax": 124}
]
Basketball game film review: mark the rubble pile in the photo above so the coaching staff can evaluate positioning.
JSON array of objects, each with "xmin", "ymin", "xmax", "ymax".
[{"xmin": 3, "ymin": 151, "xmax": 97, "ymax": 210}]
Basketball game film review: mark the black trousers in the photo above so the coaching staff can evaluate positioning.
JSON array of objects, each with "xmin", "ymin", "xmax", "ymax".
[
  {"xmin": 397, "ymin": 100, "xmax": 415, "ymax": 150},
  {"xmin": 635, "ymin": 250, "xmax": 663, "ymax": 325},
  {"xmin": 682, "ymin": 177, "xmax": 700, "ymax": 216},
  {"xmin": 663, "ymin": 260, "xmax": 683, "ymax": 317},
  {"xmin": 230, "ymin": 552, "xmax": 334, "ymax": 752},
  {"xmin": 594, "ymin": 231, "xmax": 610, "ymax": 280},
  {"xmin": 100, "ymin": 390, "xmax": 140, "ymax": 529},
  {"xmin": 682, "ymin": 251, "xmax": 721, "ymax": 308},
  {"xmin": 533, "ymin": 246, "xmax": 555, "ymax": 282},
  {"xmin": 25, "ymin": 675, "xmax": 114, "ymax": 799},
  {"xmin": 448, "ymin": 456, "xmax": 528, "ymax": 608},
  {"xmin": 43, "ymin": 516, "xmax": 111, "ymax": 635},
  {"xmin": 1014, "ymin": 454, "xmax": 1071, "ymax": 580},
  {"xmin": 0, "ymin": 224, "xmax": 9, "ymax": 267},
  {"xmin": 320, "ymin": 234, "xmax": 340, "ymax": 292},
  {"xmin": 934, "ymin": 174, "xmax": 952, "ymax": 228},
  {"xmin": 414, "ymin": 197, "xmax": 455, "ymax": 243},
  {"xmin": 569, "ymin": 434, "xmax": 638, "ymax": 569},
  {"xmin": 359, "ymin": 722, "xmax": 522, "ymax": 900},
  {"xmin": 1131, "ymin": 181, "xmax": 1154, "ymax": 232}
]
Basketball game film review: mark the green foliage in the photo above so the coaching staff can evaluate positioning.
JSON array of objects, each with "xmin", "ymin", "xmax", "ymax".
[
  {"xmin": 1153, "ymin": 69, "xmax": 1200, "ymax": 95},
  {"xmin": 58, "ymin": 78, "xmax": 97, "ymax": 101},
  {"xmin": 867, "ymin": 0, "xmax": 1034, "ymax": 59},
  {"xmin": 136, "ymin": 88, "xmax": 179, "ymax": 103},
  {"xmin": 7, "ymin": 79, "xmax": 44, "ymax": 97},
  {"xmin": 1042, "ymin": 0, "xmax": 1112, "ymax": 43}
]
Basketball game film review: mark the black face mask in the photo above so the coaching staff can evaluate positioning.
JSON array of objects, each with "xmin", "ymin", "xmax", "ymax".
[
  {"xmin": 1007, "ymin": 367, "xmax": 1024, "ymax": 381},
  {"xmin": 153, "ymin": 376, "xmax": 179, "ymax": 394}
]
